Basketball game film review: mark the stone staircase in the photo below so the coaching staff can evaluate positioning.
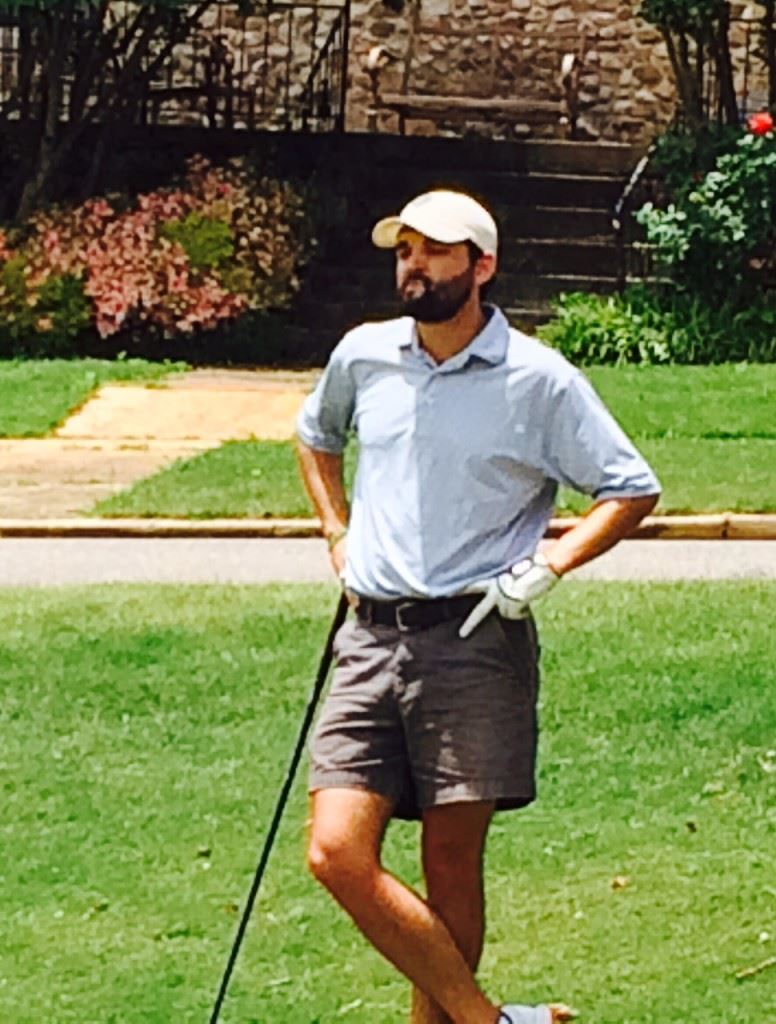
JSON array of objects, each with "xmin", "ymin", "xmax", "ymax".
[{"xmin": 283, "ymin": 134, "xmax": 647, "ymax": 362}]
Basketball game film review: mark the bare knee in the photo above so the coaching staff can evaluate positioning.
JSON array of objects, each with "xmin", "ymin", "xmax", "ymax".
[
  {"xmin": 307, "ymin": 788, "xmax": 392, "ymax": 900},
  {"xmin": 307, "ymin": 831, "xmax": 378, "ymax": 898}
]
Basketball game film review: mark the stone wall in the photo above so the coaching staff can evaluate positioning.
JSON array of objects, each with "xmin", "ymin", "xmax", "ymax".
[
  {"xmin": 345, "ymin": 0, "xmax": 677, "ymax": 142},
  {"xmin": 727, "ymin": 4, "xmax": 772, "ymax": 114},
  {"xmin": 91, "ymin": 2, "xmax": 771, "ymax": 143},
  {"xmin": 158, "ymin": 2, "xmax": 345, "ymax": 129}
]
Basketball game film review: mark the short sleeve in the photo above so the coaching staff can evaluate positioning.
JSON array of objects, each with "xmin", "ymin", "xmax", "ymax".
[
  {"xmin": 540, "ymin": 370, "xmax": 661, "ymax": 500},
  {"xmin": 295, "ymin": 339, "xmax": 356, "ymax": 454}
]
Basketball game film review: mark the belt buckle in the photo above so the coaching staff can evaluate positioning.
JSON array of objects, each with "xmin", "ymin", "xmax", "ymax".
[{"xmin": 395, "ymin": 600, "xmax": 419, "ymax": 632}]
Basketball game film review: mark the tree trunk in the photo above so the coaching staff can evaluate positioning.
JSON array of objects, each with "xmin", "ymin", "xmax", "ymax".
[
  {"xmin": 0, "ymin": 9, "xmax": 40, "ymax": 218},
  {"xmin": 85, "ymin": 1, "xmax": 211, "ymax": 193},
  {"xmin": 16, "ymin": 2, "xmax": 76, "ymax": 221},
  {"xmin": 79, "ymin": 123, "xmax": 113, "ymax": 201},
  {"xmin": 17, "ymin": 8, "xmax": 37, "ymax": 124},
  {"xmin": 5, "ymin": 1, "xmax": 216, "ymax": 218},
  {"xmin": 67, "ymin": 1, "xmax": 112, "ymax": 125},
  {"xmin": 664, "ymin": 27, "xmax": 704, "ymax": 130},
  {"xmin": 73, "ymin": 5, "xmax": 168, "ymax": 197},
  {"xmin": 709, "ymin": 4, "xmax": 739, "ymax": 125}
]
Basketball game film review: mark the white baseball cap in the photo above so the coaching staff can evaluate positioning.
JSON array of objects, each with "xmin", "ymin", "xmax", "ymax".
[{"xmin": 372, "ymin": 189, "xmax": 498, "ymax": 256}]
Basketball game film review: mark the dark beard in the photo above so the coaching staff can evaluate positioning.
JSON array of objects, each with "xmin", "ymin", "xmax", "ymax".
[{"xmin": 398, "ymin": 265, "xmax": 475, "ymax": 323}]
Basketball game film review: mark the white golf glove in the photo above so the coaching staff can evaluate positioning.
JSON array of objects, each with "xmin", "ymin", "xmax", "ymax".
[{"xmin": 459, "ymin": 553, "xmax": 560, "ymax": 639}]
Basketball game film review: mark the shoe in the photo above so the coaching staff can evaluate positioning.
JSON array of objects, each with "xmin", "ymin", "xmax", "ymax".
[{"xmin": 499, "ymin": 1004, "xmax": 577, "ymax": 1024}]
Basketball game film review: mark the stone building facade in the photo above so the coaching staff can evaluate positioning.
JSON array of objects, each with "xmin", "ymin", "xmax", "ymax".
[
  {"xmin": 110, "ymin": 1, "xmax": 767, "ymax": 144},
  {"xmin": 346, "ymin": 0, "xmax": 678, "ymax": 143},
  {"xmin": 128, "ymin": 0, "xmax": 676, "ymax": 142}
]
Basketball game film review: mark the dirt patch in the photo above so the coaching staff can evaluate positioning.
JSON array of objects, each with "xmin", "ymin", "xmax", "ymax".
[
  {"xmin": 0, "ymin": 440, "xmax": 210, "ymax": 518},
  {"xmin": 56, "ymin": 381, "xmax": 309, "ymax": 442}
]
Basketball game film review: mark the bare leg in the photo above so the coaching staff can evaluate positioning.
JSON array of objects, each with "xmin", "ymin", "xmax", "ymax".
[
  {"xmin": 307, "ymin": 788, "xmax": 500, "ymax": 1024},
  {"xmin": 411, "ymin": 801, "xmax": 494, "ymax": 1024}
]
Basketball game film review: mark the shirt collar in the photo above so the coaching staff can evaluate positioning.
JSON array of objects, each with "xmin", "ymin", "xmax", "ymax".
[{"xmin": 400, "ymin": 304, "xmax": 509, "ymax": 369}]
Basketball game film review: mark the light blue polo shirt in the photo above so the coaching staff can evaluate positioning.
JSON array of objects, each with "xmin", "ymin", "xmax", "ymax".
[{"xmin": 297, "ymin": 306, "xmax": 660, "ymax": 600}]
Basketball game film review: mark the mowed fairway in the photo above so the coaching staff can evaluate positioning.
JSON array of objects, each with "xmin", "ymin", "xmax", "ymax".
[
  {"xmin": 1, "ymin": 584, "xmax": 774, "ymax": 1023},
  {"xmin": 91, "ymin": 365, "xmax": 776, "ymax": 518}
]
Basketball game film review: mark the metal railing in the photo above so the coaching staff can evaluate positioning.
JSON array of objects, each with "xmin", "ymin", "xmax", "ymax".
[
  {"xmin": 0, "ymin": 1, "xmax": 351, "ymax": 134},
  {"xmin": 612, "ymin": 140, "xmax": 660, "ymax": 292},
  {"xmin": 299, "ymin": 2, "xmax": 351, "ymax": 132}
]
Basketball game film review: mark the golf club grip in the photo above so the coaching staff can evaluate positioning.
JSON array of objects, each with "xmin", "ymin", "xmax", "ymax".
[{"xmin": 208, "ymin": 591, "xmax": 349, "ymax": 1024}]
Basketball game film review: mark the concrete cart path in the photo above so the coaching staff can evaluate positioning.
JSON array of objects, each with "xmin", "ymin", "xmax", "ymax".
[
  {"xmin": 2, "ymin": 369, "xmax": 318, "ymax": 518},
  {"xmin": 1, "ymin": 538, "xmax": 774, "ymax": 587},
  {"xmin": 55, "ymin": 368, "xmax": 313, "ymax": 442},
  {"xmin": 0, "ymin": 439, "xmax": 212, "ymax": 518}
]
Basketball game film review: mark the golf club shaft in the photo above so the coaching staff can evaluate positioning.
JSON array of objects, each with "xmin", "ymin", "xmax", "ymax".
[{"xmin": 208, "ymin": 591, "xmax": 349, "ymax": 1024}]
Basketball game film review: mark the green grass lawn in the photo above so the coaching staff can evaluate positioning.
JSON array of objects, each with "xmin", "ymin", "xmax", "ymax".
[
  {"xmin": 90, "ymin": 364, "xmax": 776, "ymax": 519},
  {"xmin": 585, "ymin": 364, "xmax": 776, "ymax": 440},
  {"xmin": 92, "ymin": 440, "xmax": 355, "ymax": 519},
  {"xmin": 2, "ymin": 583, "xmax": 774, "ymax": 1023},
  {"xmin": 557, "ymin": 438, "xmax": 776, "ymax": 514},
  {"xmin": 0, "ymin": 358, "xmax": 187, "ymax": 437},
  {"xmin": 92, "ymin": 436, "xmax": 776, "ymax": 518}
]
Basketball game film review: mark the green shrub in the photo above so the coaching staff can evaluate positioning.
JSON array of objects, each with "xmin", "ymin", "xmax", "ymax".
[
  {"xmin": 538, "ymin": 287, "xmax": 776, "ymax": 365},
  {"xmin": 637, "ymin": 124, "xmax": 776, "ymax": 300},
  {"xmin": 0, "ymin": 255, "xmax": 90, "ymax": 358},
  {"xmin": 537, "ymin": 289, "xmax": 671, "ymax": 365},
  {"xmin": 651, "ymin": 124, "xmax": 741, "ymax": 196},
  {"xmin": 160, "ymin": 213, "xmax": 233, "ymax": 271},
  {"xmin": 32, "ymin": 273, "xmax": 93, "ymax": 355}
]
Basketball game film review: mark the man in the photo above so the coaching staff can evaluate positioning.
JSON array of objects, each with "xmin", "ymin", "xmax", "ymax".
[{"xmin": 296, "ymin": 190, "xmax": 660, "ymax": 1024}]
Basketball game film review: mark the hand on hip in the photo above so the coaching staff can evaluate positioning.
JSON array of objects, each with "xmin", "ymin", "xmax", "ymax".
[{"xmin": 459, "ymin": 555, "xmax": 559, "ymax": 639}]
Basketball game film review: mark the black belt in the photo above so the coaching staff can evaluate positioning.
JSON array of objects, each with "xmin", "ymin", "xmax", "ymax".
[{"xmin": 354, "ymin": 594, "xmax": 480, "ymax": 631}]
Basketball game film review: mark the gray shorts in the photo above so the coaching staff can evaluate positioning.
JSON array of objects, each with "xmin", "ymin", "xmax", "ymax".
[{"xmin": 309, "ymin": 609, "xmax": 541, "ymax": 820}]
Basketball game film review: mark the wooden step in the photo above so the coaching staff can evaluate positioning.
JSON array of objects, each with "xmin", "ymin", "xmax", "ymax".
[
  {"xmin": 500, "ymin": 206, "xmax": 614, "ymax": 240},
  {"xmin": 331, "ymin": 133, "xmax": 644, "ymax": 176},
  {"xmin": 361, "ymin": 169, "xmax": 624, "ymax": 210},
  {"xmin": 500, "ymin": 239, "xmax": 621, "ymax": 277},
  {"xmin": 315, "ymin": 207, "xmax": 616, "ymax": 253},
  {"xmin": 302, "ymin": 240, "xmax": 625, "ymax": 295},
  {"xmin": 494, "ymin": 272, "xmax": 619, "ymax": 303}
]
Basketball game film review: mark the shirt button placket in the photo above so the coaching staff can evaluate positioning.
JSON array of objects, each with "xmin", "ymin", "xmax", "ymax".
[{"xmin": 416, "ymin": 372, "xmax": 435, "ymax": 440}]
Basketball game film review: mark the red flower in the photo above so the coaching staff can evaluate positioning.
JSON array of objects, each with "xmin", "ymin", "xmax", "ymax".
[{"xmin": 747, "ymin": 111, "xmax": 774, "ymax": 136}]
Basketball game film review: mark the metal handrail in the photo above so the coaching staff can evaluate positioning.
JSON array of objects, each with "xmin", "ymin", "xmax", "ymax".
[
  {"xmin": 298, "ymin": 2, "xmax": 351, "ymax": 132},
  {"xmin": 612, "ymin": 138, "xmax": 659, "ymax": 292}
]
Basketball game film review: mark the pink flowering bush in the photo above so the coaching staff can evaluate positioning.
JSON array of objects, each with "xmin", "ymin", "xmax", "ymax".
[{"xmin": 0, "ymin": 157, "xmax": 312, "ymax": 354}]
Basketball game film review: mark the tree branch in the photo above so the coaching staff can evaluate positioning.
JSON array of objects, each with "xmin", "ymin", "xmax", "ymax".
[
  {"xmin": 708, "ymin": 3, "xmax": 738, "ymax": 125},
  {"xmin": 663, "ymin": 26, "xmax": 703, "ymax": 130},
  {"xmin": 16, "ymin": 0, "xmax": 77, "ymax": 219}
]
